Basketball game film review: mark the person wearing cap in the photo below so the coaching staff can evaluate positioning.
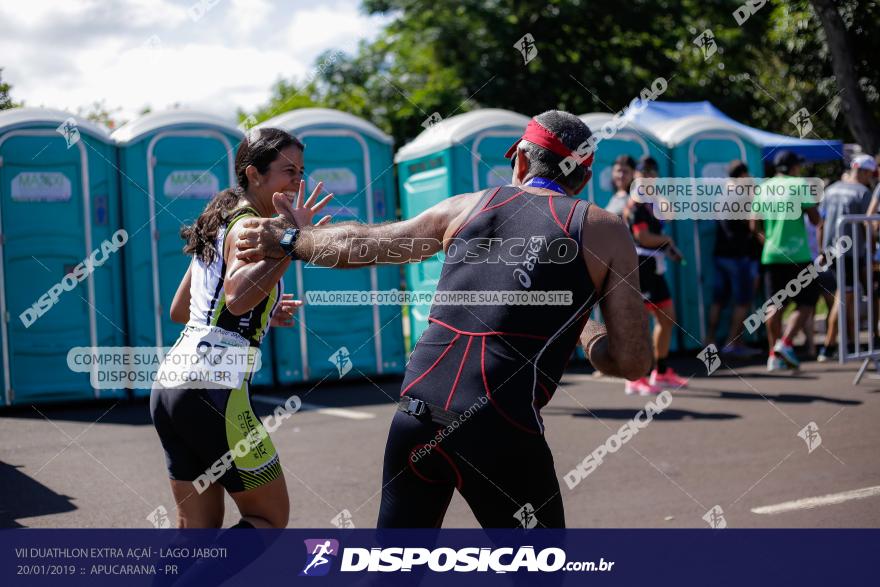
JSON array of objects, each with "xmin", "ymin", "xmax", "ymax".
[
  {"xmin": 751, "ymin": 150, "xmax": 822, "ymax": 371},
  {"xmin": 621, "ymin": 155, "xmax": 690, "ymax": 394},
  {"xmin": 234, "ymin": 110, "xmax": 652, "ymax": 528},
  {"xmin": 816, "ymin": 154, "xmax": 878, "ymax": 362}
]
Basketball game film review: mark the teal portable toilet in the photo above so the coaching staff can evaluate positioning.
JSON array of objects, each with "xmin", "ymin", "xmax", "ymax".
[
  {"xmin": 575, "ymin": 113, "xmax": 678, "ymax": 355},
  {"xmin": 654, "ymin": 115, "xmax": 763, "ymax": 350},
  {"xmin": 395, "ymin": 109, "xmax": 530, "ymax": 343},
  {"xmin": 578, "ymin": 113, "xmax": 670, "ymax": 208},
  {"xmin": 113, "ymin": 111, "xmax": 274, "ymax": 389},
  {"xmin": 258, "ymin": 108, "xmax": 405, "ymax": 382},
  {"xmin": 0, "ymin": 108, "xmax": 126, "ymax": 405}
]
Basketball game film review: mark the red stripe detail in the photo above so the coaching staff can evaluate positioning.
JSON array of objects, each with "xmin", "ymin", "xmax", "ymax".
[
  {"xmin": 482, "ymin": 186, "xmax": 503, "ymax": 208},
  {"xmin": 408, "ymin": 448, "xmax": 437, "ymax": 484},
  {"xmin": 400, "ymin": 333, "xmax": 461, "ymax": 397},
  {"xmin": 429, "ymin": 317, "xmax": 547, "ymax": 340},
  {"xmin": 548, "ymin": 195, "xmax": 572, "ymax": 238},
  {"xmin": 645, "ymin": 298, "xmax": 673, "ymax": 311},
  {"xmin": 480, "ymin": 337, "xmax": 540, "ymax": 435},
  {"xmin": 407, "ymin": 444, "xmax": 463, "ymax": 491},
  {"xmin": 564, "ymin": 201, "xmax": 578, "ymax": 232},
  {"xmin": 537, "ymin": 381, "xmax": 552, "ymax": 402},
  {"xmin": 433, "ymin": 444, "xmax": 463, "ymax": 490},
  {"xmin": 631, "ymin": 222, "xmax": 649, "ymax": 234},
  {"xmin": 451, "ymin": 187, "xmax": 502, "ymax": 239},
  {"xmin": 482, "ymin": 189, "xmax": 525, "ymax": 211},
  {"xmin": 445, "ymin": 336, "xmax": 473, "ymax": 410}
]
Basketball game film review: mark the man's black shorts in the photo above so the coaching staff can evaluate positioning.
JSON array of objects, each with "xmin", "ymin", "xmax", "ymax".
[
  {"xmin": 637, "ymin": 255, "xmax": 673, "ymax": 310},
  {"xmin": 762, "ymin": 262, "xmax": 820, "ymax": 307}
]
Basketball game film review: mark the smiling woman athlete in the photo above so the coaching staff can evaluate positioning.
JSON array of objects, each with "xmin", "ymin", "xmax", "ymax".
[{"xmin": 149, "ymin": 128, "xmax": 332, "ymax": 529}]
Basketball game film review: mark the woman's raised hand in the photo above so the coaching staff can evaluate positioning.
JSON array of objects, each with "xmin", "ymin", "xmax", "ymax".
[{"xmin": 273, "ymin": 180, "xmax": 333, "ymax": 228}]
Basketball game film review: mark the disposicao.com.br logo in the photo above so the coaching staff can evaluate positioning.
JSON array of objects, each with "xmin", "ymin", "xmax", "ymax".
[
  {"xmin": 301, "ymin": 539, "xmax": 340, "ymax": 576},
  {"xmin": 299, "ymin": 540, "xmax": 613, "ymax": 575}
]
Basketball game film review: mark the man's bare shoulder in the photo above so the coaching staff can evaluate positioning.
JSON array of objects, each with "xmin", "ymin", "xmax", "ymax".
[
  {"xmin": 585, "ymin": 203, "xmax": 623, "ymax": 224},
  {"xmin": 438, "ymin": 191, "xmax": 485, "ymax": 240},
  {"xmin": 583, "ymin": 204, "xmax": 630, "ymax": 242}
]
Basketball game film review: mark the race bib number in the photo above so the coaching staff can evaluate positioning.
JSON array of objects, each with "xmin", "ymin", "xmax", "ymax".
[{"xmin": 156, "ymin": 325, "xmax": 260, "ymax": 390}]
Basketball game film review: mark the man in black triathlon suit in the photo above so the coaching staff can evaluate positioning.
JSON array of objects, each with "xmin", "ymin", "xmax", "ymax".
[{"xmin": 235, "ymin": 110, "xmax": 652, "ymax": 528}]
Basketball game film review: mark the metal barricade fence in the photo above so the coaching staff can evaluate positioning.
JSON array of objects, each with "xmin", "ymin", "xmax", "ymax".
[{"xmin": 835, "ymin": 214, "xmax": 880, "ymax": 384}]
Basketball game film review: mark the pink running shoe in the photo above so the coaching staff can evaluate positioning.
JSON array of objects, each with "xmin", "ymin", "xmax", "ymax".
[
  {"xmin": 625, "ymin": 377, "xmax": 664, "ymax": 396},
  {"xmin": 650, "ymin": 368, "xmax": 689, "ymax": 389}
]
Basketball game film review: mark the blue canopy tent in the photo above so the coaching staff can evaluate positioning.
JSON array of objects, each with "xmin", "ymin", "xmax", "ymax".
[
  {"xmin": 623, "ymin": 102, "xmax": 842, "ymax": 349},
  {"xmin": 629, "ymin": 101, "xmax": 843, "ymax": 163}
]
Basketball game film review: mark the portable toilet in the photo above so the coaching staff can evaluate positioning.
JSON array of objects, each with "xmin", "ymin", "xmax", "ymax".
[
  {"xmin": 395, "ymin": 109, "xmax": 530, "ymax": 342},
  {"xmin": 257, "ymin": 108, "xmax": 405, "ymax": 382},
  {"xmin": 578, "ymin": 113, "xmax": 670, "ymax": 208},
  {"xmin": 654, "ymin": 115, "xmax": 763, "ymax": 350},
  {"xmin": 0, "ymin": 108, "xmax": 126, "ymax": 405},
  {"xmin": 112, "ymin": 111, "xmax": 274, "ymax": 388},
  {"xmin": 575, "ymin": 112, "xmax": 684, "ymax": 355}
]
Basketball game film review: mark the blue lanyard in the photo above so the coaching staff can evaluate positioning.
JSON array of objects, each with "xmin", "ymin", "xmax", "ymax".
[{"xmin": 525, "ymin": 176, "xmax": 566, "ymax": 195}]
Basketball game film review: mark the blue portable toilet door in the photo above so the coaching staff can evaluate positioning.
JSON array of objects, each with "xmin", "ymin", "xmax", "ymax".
[
  {"xmin": 469, "ymin": 132, "xmax": 520, "ymax": 191},
  {"xmin": 685, "ymin": 133, "xmax": 749, "ymax": 346},
  {"xmin": 586, "ymin": 133, "xmax": 650, "ymax": 208},
  {"xmin": 0, "ymin": 130, "xmax": 98, "ymax": 404},
  {"xmin": 147, "ymin": 131, "xmax": 236, "ymax": 348},
  {"xmin": 400, "ymin": 156, "xmax": 451, "ymax": 344},
  {"xmin": 298, "ymin": 130, "xmax": 382, "ymax": 379}
]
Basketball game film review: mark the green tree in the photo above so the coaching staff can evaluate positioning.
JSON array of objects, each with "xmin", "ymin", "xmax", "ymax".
[
  {"xmin": 249, "ymin": 0, "xmax": 879, "ymax": 149},
  {"xmin": 77, "ymin": 100, "xmax": 124, "ymax": 130},
  {"xmin": 0, "ymin": 68, "xmax": 19, "ymax": 110}
]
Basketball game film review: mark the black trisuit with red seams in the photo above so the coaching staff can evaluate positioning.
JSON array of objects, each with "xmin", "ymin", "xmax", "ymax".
[{"xmin": 378, "ymin": 185, "xmax": 597, "ymax": 528}]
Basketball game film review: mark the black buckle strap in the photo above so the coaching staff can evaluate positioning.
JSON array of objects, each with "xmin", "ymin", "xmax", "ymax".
[
  {"xmin": 398, "ymin": 397, "xmax": 461, "ymax": 428},
  {"xmin": 403, "ymin": 397, "xmax": 425, "ymax": 416}
]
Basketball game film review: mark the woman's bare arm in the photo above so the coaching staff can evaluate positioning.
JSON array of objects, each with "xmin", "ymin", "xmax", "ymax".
[{"xmin": 223, "ymin": 221, "xmax": 292, "ymax": 316}]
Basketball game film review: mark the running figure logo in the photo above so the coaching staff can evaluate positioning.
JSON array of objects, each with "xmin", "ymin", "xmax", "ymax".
[
  {"xmin": 514, "ymin": 34, "xmax": 538, "ymax": 65},
  {"xmin": 698, "ymin": 344, "xmax": 721, "ymax": 375},
  {"xmin": 797, "ymin": 422, "xmax": 822, "ymax": 453},
  {"xmin": 330, "ymin": 509, "xmax": 355, "ymax": 529},
  {"xmin": 514, "ymin": 503, "xmax": 539, "ymax": 529},
  {"xmin": 702, "ymin": 505, "xmax": 727, "ymax": 529},
  {"xmin": 422, "ymin": 112, "xmax": 443, "ymax": 130},
  {"xmin": 300, "ymin": 539, "xmax": 339, "ymax": 576},
  {"xmin": 329, "ymin": 347, "xmax": 352, "ymax": 378},
  {"xmin": 789, "ymin": 108, "xmax": 813, "ymax": 138},
  {"xmin": 55, "ymin": 117, "xmax": 80, "ymax": 148},
  {"xmin": 146, "ymin": 505, "xmax": 171, "ymax": 529},
  {"xmin": 693, "ymin": 29, "xmax": 717, "ymax": 61}
]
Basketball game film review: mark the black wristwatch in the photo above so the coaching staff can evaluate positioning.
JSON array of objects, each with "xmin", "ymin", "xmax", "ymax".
[{"xmin": 279, "ymin": 227, "xmax": 300, "ymax": 260}]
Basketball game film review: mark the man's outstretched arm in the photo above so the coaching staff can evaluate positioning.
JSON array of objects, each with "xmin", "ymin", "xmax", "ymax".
[
  {"xmin": 579, "ymin": 207, "xmax": 653, "ymax": 380},
  {"xmin": 235, "ymin": 192, "xmax": 480, "ymax": 268}
]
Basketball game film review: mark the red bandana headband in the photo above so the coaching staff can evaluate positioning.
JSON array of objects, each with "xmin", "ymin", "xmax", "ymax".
[{"xmin": 504, "ymin": 118, "xmax": 594, "ymax": 168}]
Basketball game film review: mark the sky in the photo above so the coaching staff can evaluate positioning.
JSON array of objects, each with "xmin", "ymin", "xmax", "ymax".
[{"xmin": 0, "ymin": 0, "xmax": 391, "ymax": 125}]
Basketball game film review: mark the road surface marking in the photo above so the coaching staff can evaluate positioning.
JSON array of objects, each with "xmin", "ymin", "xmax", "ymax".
[{"xmin": 751, "ymin": 485, "xmax": 880, "ymax": 515}]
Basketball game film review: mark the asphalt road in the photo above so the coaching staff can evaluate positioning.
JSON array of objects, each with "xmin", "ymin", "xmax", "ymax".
[{"xmin": 2, "ymin": 356, "xmax": 879, "ymax": 529}]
